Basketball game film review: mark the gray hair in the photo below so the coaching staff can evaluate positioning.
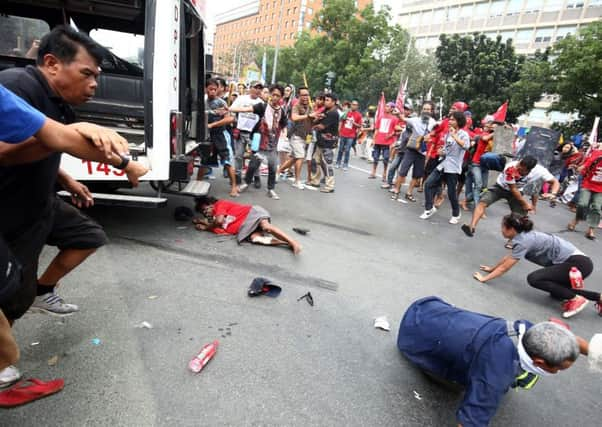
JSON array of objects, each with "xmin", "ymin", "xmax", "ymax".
[{"xmin": 522, "ymin": 322, "xmax": 579, "ymax": 366}]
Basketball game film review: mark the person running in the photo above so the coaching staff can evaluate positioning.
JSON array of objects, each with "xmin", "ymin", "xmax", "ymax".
[
  {"xmin": 420, "ymin": 111, "xmax": 469, "ymax": 223},
  {"xmin": 232, "ymin": 84, "xmax": 288, "ymax": 200},
  {"xmin": 311, "ymin": 93, "xmax": 339, "ymax": 193},
  {"xmin": 391, "ymin": 101, "xmax": 437, "ymax": 202},
  {"xmin": 473, "ymin": 213, "xmax": 601, "ymax": 318},
  {"xmin": 461, "ymin": 156, "xmax": 560, "ymax": 237},
  {"xmin": 193, "ymin": 196, "xmax": 301, "ymax": 254},
  {"xmin": 199, "ymin": 78, "xmax": 238, "ymax": 197},
  {"xmin": 398, "ymin": 296, "xmax": 592, "ymax": 427},
  {"xmin": 277, "ymin": 86, "xmax": 315, "ymax": 190},
  {"xmin": 336, "ymin": 100, "xmax": 362, "ymax": 171},
  {"xmin": 369, "ymin": 102, "xmax": 401, "ymax": 181},
  {"xmin": 568, "ymin": 144, "xmax": 602, "ymax": 240}
]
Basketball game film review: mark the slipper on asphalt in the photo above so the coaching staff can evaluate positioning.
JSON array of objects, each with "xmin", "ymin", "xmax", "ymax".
[
  {"xmin": 585, "ymin": 234, "xmax": 596, "ymax": 241},
  {"xmin": 461, "ymin": 224, "xmax": 475, "ymax": 237},
  {"xmin": 0, "ymin": 378, "xmax": 64, "ymax": 408},
  {"xmin": 293, "ymin": 227, "xmax": 310, "ymax": 235}
]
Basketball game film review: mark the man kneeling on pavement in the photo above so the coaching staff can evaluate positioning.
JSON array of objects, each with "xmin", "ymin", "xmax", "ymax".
[{"xmin": 398, "ymin": 296, "xmax": 596, "ymax": 427}]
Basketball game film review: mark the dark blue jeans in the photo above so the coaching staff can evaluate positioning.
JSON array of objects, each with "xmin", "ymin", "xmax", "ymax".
[
  {"xmin": 336, "ymin": 137, "xmax": 355, "ymax": 167},
  {"xmin": 387, "ymin": 151, "xmax": 405, "ymax": 185},
  {"xmin": 424, "ymin": 169, "xmax": 460, "ymax": 216}
]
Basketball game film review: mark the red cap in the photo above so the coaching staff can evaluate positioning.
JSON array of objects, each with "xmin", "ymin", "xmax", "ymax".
[{"xmin": 452, "ymin": 101, "xmax": 468, "ymax": 112}]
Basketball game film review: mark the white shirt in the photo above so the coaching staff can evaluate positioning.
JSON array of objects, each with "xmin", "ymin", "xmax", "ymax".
[
  {"xmin": 496, "ymin": 160, "xmax": 554, "ymax": 191},
  {"xmin": 231, "ymin": 95, "xmax": 264, "ymax": 132}
]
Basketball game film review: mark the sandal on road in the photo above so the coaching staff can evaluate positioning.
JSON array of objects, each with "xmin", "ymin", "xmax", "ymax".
[
  {"xmin": 390, "ymin": 192, "xmax": 399, "ymax": 200},
  {"xmin": 405, "ymin": 194, "xmax": 417, "ymax": 203},
  {"xmin": 567, "ymin": 221, "xmax": 576, "ymax": 232},
  {"xmin": 0, "ymin": 378, "xmax": 64, "ymax": 408}
]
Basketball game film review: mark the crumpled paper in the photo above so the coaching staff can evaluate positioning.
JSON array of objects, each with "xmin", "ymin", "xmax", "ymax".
[{"xmin": 374, "ymin": 316, "xmax": 390, "ymax": 331}]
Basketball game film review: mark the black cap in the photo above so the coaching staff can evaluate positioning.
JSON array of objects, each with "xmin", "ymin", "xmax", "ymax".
[{"xmin": 248, "ymin": 277, "xmax": 281, "ymax": 297}]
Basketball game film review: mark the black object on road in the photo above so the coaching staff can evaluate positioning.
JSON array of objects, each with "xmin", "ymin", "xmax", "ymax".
[
  {"xmin": 293, "ymin": 227, "xmax": 310, "ymax": 235},
  {"xmin": 174, "ymin": 206, "xmax": 194, "ymax": 221},
  {"xmin": 248, "ymin": 277, "xmax": 281, "ymax": 297},
  {"xmin": 297, "ymin": 292, "xmax": 314, "ymax": 306}
]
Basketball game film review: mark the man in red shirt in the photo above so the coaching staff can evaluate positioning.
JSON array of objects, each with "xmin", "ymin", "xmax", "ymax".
[
  {"xmin": 369, "ymin": 102, "xmax": 402, "ymax": 181},
  {"xmin": 193, "ymin": 196, "xmax": 301, "ymax": 254},
  {"xmin": 336, "ymin": 100, "xmax": 362, "ymax": 171},
  {"xmin": 568, "ymin": 145, "xmax": 602, "ymax": 240}
]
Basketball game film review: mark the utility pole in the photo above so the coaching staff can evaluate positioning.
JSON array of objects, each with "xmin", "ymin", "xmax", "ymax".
[
  {"xmin": 231, "ymin": 45, "xmax": 238, "ymax": 81},
  {"xmin": 271, "ymin": 0, "xmax": 285, "ymax": 84}
]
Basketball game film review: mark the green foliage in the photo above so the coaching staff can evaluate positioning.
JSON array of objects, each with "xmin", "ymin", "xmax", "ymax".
[
  {"xmin": 254, "ymin": 0, "xmax": 444, "ymax": 109},
  {"xmin": 551, "ymin": 20, "xmax": 602, "ymax": 132},
  {"xmin": 509, "ymin": 49, "xmax": 553, "ymax": 120},
  {"xmin": 435, "ymin": 33, "xmax": 524, "ymax": 122}
]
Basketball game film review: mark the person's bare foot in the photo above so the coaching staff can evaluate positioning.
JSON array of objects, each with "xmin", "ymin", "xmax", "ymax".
[
  {"xmin": 229, "ymin": 189, "xmax": 240, "ymax": 197},
  {"xmin": 290, "ymin": 241, "xmax": 302, "ymax": 255},
  {"xmin": 434, "ymin": 196, "xmax": 445, "ymax": 208},
  {"xmin": 460, "ymin": 200, "xmax": 469, "ymax": 211},
  {"xmin": 568, "ymin": 220, "xmax": 577, "ymax": 231}
]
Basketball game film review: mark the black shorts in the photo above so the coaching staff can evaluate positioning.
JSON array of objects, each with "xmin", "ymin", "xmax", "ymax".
[
  {"xmin": 0, "ymin": 237, "xmax": 21, "ymax": 307},
  {"xmin": 398, "ymin": 149, "xmax": 426, "ymax": 179},
  {"xmin": 0, "ymin": 196, "xmax": 107, "ymax": 320}
]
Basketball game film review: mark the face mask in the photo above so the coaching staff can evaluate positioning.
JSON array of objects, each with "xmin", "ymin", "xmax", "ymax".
[{"xmin": 517, "ymin": 326, "xmax": 553, "ymax": 377}]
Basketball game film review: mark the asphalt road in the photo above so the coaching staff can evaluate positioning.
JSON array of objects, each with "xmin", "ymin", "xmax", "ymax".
[{"xmin": 3, "ymin": 155, "xmax": 601, "ymax": 427}]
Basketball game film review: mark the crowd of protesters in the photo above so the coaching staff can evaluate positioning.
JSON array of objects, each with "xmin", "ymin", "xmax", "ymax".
[{"xmin": 1, "ymin": 24, "xmax": 601, "ymax": 420}]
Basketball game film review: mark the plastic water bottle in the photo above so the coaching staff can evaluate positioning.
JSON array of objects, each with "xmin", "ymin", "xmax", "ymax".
[
  {"xmin": 188, "ymin": 340, "xmax": 219, "ymax": 373},
  {"xmin": 569, "ymin": 267, "xmax": 584, "ymax": 290}
]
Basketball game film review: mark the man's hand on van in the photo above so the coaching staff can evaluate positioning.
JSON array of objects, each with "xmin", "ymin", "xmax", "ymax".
[
  {"xmin": 72, "ymin": 122, "xmax": 130, "ymax": 159},
  {"xmin": 124, "ymin": 161, "xmax": 149, "ymax": 187}
]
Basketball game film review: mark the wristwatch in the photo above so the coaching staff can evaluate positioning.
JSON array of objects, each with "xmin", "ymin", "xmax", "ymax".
[{"xmin": 115, "ymin": 154, "xmax": 131, "ymax": 170}]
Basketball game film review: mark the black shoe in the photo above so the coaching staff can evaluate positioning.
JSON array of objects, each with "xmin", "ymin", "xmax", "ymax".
[
  {"xmin": 461, "ymin": 224, "xmax": 475, "ymax": 237},
  {"xmin": 253, "ymin": 176, "xmax": 261, "ymax": 189}
]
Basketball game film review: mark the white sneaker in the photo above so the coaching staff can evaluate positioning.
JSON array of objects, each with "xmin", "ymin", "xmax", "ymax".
[
  {"xmin": 268, "ymin": 190, "xmax": 280, "ymax": 200},
  {"xmin": 0, "ymin": 365, "xmax": 21, "ymax": 388},
  {"xmin": 292, "ymin": 182, "xmax": 305, "ymax": 190},
  {"xmin": 238, "ymin": 183, "xmax": 248, "ymax": 192},
  {"xmin": 419, "ymin": 208, "xmax": 437, "ymax": 219},
  {"xmin": 30, "ymin": 291, "xmax": 79, "ymax": 317},
  {"xmin": 449, "ymin": 215, "xmax": 461, "ymax": 224},
  {"xmin": 343, "ymin": 167, "xmax": 349, "ymax": 171}
]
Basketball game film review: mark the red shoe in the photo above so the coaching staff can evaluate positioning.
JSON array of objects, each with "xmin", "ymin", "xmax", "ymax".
[
  {"xmin": 0, "ymin": 378, "xmax": 64, "ymax": 408},
  {"xmin": 562, "ymin": 296, "xmax": 589, "ymax": 318}
]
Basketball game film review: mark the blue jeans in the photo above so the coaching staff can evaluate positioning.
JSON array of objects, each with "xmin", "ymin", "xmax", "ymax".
[
  {"xmin": 465, "ymin": 164, "xmax": 484, "ymax": 204},
  {"xmin": 387, "ymin": 151, "xmax": 405, "ymax": 185},
  {"xmin": 336, "ymin": 137, "xmax": 355, "ymax": 167}
]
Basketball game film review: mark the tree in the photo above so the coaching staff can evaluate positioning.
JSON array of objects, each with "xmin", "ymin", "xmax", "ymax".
[
  {"xmin": 253, "ymin": 0, "xmax": 445, "ymax": 108},
  {"xmin": 435, "ymin": 33, "xmax": 524, "ymax": 122},
  {"xmin": 509, "ymin": 49, "xmax": 553, "ymax": 120},
  {"xmin": 551, "ymin": 21, "xmax": 602, "ymax": 132}
]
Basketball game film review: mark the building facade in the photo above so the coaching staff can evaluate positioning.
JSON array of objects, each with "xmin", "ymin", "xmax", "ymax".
[
  {"xmin": 213, "ymin": 0, "xmax": 371, "ymax": 75},
  {"xmin": 391, "ymin": 0, "xmax": 602, "ymax": 54}
]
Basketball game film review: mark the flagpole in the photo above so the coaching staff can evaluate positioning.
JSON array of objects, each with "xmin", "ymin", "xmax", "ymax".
[{"xmin": 271, "ymin": 0, "xmax": 285, "ymax": 84}]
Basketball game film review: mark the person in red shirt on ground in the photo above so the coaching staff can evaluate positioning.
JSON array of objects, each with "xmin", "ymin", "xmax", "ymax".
[
  {"xmin": 335, "ymin": 100, "xmax": 362, "ymax": 170},
  {"xmin": 568, "ymin": 144, "xmax": 602, "ymax": 240},
  {"xmin": 369, "ymin": 102, "xmax": 402, "ymax": 181},
  {"xmin": 193, "ymin": 196, "xmax": 302, "ymax": 254}
]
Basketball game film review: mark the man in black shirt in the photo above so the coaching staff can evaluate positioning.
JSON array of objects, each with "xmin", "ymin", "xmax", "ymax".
[
  {"xmin": 0, "ymin": 26, "xmax": 128, "ymax": 324},
  {"xmin": 313, "ymin": 93, "xmax": 339, "ymax": 193}
]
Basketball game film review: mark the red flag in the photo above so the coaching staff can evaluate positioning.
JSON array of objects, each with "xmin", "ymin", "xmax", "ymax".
[
  {"xmin": 492, "ymin": 101, "xmax": 508, "ymax": 123},
  {"xmin": 395, "ymin": 77, "xmax": 405, "ymax": 112},
  {"xmin": 375, "ymin": 92, "xmax": 386, "ymax": 125}
]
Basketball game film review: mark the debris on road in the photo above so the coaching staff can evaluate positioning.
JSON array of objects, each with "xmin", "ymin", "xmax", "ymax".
[
  {"xmin": 148, "ymin": 295, "xmax": 159, "ymax": 300},
  {"xmin": 297, "ymin": 292, "xmax": 314, "ymax": 306},
  {"xmin": 47, "ymin": 356, "xmax": 59, "ymax": 367},
  {"xmin": 90, "ymin": 338, "xmax": 101, "ymax": 346},
  {"xmin": 413, "ymin": 390, "xmax": 422, "ymax": 400},
  {"xmin": 248, "ymin": 277, "xmax": 281, "ymax": 297},
  {"xmin": 30, "ymin": 342, "xmax": 39, "ymax": 347},
  {"xmin": 188, "ymin": 340, "xmax": 219, "ymax": 373},
  {"xmin": 293, "ymin": 227, "xmax": 310, "ymax": 235},
  {"xmin": 136, "ymin": 321, "xmax": 153, "ymax": 329},
  {"xmin": 374, "ymin": 316, "xmax": 390, "ymax": 331}
]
